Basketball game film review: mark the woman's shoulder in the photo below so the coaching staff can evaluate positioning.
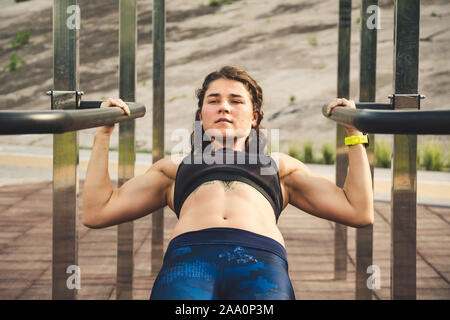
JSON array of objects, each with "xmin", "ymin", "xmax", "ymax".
[
  {"xmin": 267, "ymin": 152, "xmax": 308, "ymax": 178},
  {"xmin": 149, "ymin": 153, "xmax": 188, "ymax": 180}
]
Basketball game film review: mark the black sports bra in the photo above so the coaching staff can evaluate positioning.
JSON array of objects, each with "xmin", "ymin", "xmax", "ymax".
[{"xmin": 173, "ymin": 148, "xmax": 284, "ymax": 222}]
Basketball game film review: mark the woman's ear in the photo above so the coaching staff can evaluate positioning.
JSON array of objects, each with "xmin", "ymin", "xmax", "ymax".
[{"xmin": 251, "ymin": 112, "xmax": 258, "ymax": 127}]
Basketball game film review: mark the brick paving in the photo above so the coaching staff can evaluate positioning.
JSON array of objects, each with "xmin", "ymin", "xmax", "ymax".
[{"xmin": 0, "ymin": 180, "xmax": 448, "ymax": 300}]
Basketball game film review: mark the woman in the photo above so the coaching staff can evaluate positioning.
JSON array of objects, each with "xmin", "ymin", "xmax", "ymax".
[{"xmin": 82, "ymin": 66, "xmax": 374, "ymax": 300}]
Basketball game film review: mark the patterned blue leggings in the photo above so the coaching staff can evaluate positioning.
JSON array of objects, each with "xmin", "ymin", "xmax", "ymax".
[{"xmin": 150, "ymin": 228, "xmax": 295, "ymax": 300}]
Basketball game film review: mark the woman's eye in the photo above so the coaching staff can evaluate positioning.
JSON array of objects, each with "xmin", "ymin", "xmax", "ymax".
[{"xmin": 232, "ymin": 101, "xmax": 242, "ymax": 104}]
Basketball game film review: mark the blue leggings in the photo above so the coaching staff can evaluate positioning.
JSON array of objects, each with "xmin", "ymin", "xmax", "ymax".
[{"xmin": 150, "ymin": 228, "xmax": 295, "ymax": 300}]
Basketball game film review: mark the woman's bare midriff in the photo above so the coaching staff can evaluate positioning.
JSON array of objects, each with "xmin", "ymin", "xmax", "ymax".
[{"xmin": 168, "ymin": 180, "xmax": 286, "ymax": 248}]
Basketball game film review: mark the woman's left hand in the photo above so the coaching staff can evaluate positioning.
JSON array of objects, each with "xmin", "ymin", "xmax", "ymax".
[{"xmin": 326, "ymin": 98, "xmax": 363, "ymax": 136}]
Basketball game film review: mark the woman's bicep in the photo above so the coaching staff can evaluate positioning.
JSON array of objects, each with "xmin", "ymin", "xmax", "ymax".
[
  {"xmin": 284, "ymin": 167, "xmax": 360, "ymax": 227},
  {"xmin": 92, "ymin": 167, "xmax": 171, "ymax": 228}
]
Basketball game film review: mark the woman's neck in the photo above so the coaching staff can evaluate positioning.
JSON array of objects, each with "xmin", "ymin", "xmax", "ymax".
[{"xmin": 211, "ymin": 138, "xmax": 246, "ymax": 152}]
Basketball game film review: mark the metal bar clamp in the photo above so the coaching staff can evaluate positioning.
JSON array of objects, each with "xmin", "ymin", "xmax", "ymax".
[
  {"xmin": 388, "ymin": 93, "xmax": 425, "ymax": 110},
  {"xmin": 46, "ymin": 90, "xmax": 84, "ymax": 110}
]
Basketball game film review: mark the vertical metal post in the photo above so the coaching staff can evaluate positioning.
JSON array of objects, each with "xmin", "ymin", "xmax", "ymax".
[
  {"xmin": 356, "ymin": 0, "xmax": 377, "ymax": 300},
  {"xmin": 117, "ymin": 0, "xmax": 137, "ymax": 300},
  {"xmin": 152, "ymin": 0, "xmax": 165, "ymax": 275},
  {"xmin": 335, "ymin": 0, "xmax": 351, "ymax": 280},
  {"xmin": 391, "ymin": 0, "xmax": 420, "ymax": 300},
  {"xmin": 52, "ymin": 0, "xmax": 79, "ymax": 300}
]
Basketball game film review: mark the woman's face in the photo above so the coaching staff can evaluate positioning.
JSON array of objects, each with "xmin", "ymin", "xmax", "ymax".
[{"xmin": 200, "ymin": 78, "xmax": 258, "ymax": 147}]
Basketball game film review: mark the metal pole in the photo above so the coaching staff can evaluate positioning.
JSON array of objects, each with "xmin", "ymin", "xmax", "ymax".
[
  {"xmin": 152, "ymin": 0, "xmax": 165, "ymax": 275},
  {"xmin": 335, "ymin": 0, "xmax": 351, "ymax": 280},
  {"xmin": 52, "ymin": 0, "xmax": 79, "ymax": 300},
  {"xmin": 391, "ymin": 0, "xmax": 420, "ymax": 300},
  {"xmin": 356, "ymin": 0, "xmax": 377, "ymax": 300},
  {"xmin": 117, "ymin": 0, "xmax": 137, "ymax": 300}
]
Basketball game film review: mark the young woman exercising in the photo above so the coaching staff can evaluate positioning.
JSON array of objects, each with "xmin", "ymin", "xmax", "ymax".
[{"xmin": 82, "ymin": 66, "xmax": 374, "ymax": 300}]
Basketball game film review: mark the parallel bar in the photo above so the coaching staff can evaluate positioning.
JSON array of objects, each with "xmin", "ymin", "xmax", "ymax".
[
  {"xmin": 321, "ymin": 106, "xmax": 450, "ymax": 135},
  {"xmin": 0, "ymin": 102, "xmax": 146, "ymax": 134},
  {"xmin": 52, "ymin": 0, "xmax": 79, "ymax": 300},
  {"xmin": 356, "ymin": 0, "xmax": 377, "ymax": 300},
  {"xmin": 355, "ymin": 102, "xmax": 392, "ymax": 110},
  {"xmin": 117, "ymin": 0, "xmax": 137, "ymax": 300},
  {"xmin": 152, "ymin": 0, "xmax": 165, "ymax": 275},
  {"xmin": 391, "ymin": 0, "xmax": 420, "ymax": 300},
  {"xmin": 335, "ymin": 0, "xmax": 352, "ymax": 280}
]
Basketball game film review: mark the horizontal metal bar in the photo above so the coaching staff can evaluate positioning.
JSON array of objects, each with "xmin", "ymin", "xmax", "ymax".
[
  {"xmin": 0, "ymin": 102, "xmax": 145, "ymax": 135},
  {"xmin": 356, "ymin": 102, "xmax": 393, "ymax": 110},
  {"xmin": 78, "ymin": 100, "xmax": 103, "ymax": 109},
  {"xmin": 322, "ymin": 104, "xmax": 450, "ymax": 134}
]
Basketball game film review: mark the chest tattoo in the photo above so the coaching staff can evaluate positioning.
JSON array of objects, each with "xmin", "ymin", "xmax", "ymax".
[
  {"xmin": 221, "ymin": 180, "xmax": 235, "ymax": 191},
  {"xmin": 191, "ymin": 180, "xmax": 238, "ymax": 195}
]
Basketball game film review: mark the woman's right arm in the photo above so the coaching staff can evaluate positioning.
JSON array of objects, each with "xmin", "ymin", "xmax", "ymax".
[{"xmin": 82, "ymin": 99, "xmax": 172, "ymax": 229}]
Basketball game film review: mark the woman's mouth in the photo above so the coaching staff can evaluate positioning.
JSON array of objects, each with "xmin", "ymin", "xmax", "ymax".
[{"xmin": 216, "ymin": 118, "xmax": 232, "ymax": 124}]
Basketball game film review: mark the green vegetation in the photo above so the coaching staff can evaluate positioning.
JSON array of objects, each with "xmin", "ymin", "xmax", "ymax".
[
  {"xmin": 308, "ymin": 36, "xmax": 317, "ymax": 46},
  {"xmin": 374, "ymin": 141, "xmax": 391, "ymax": 168},
  {"xmin": 312, "ymin": 64, "xmax": 327, "ymax": 70},
  {"xmin": 4, "ymin": 29, "xmax": 31, "ymax": 72},
  {"xmin": 209, "ymin": 0, "xmax": 221, "ymax": 6},
  {"xmin": 321, "ymin": 143, "xmax": 335, "ymax": 165},
  {"xmin": 286, "ymin": 139, "xmax": 449, "ymax": 172},
  {"xmin": 5, "ymin": 51, "xmax": 25, "ymax": 71},
  {"xmin": 169, "ymin": 93, "xmax": 188, "ymax": 102},
  {"xmin": 289, "ymin": 95, "xmax": 296, "ymax": 104},
  {"xmin": 288, "ymin": 141, "xmax": 334, "ymax": 165},
  {"xmin": 288, "ymin": 140, "xmax": 301, "ymax": 160},
  {"xmin": 303, "ymin": 141, "xmax": 314, "ymax": 163},
  {"xmin": 420, "ymin": 140, "xmax": 444, "ymax": 171},
  {"xmin": 209, "ymin": 0, "xmax": 233, "ymax": 6},
  {"xmin": 430, "ymin": 11, "xmax": 437, "ymax": 17},
  {"xmin": 356, "ymin": 17, "xmax": 361, "ymax": 24},
  {"xmin": 10, "ymin": 29, "xmax": 31, "ymax": 50}
]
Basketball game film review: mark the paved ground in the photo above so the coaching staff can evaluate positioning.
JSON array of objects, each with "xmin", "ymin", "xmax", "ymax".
[{"xmin": 0, "ymin": 179, "xmax": 448, "ymax": 300}]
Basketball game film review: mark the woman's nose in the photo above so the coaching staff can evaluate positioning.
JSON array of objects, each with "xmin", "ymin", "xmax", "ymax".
[{"xmin": 219, "ymin": 101, "xmax": 231, "ymax": 112}]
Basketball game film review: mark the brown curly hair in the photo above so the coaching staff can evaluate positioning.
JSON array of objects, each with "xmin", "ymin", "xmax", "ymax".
[{"xmin": 190, "ymin": 65, "xmax": 267, "ymax": 154}]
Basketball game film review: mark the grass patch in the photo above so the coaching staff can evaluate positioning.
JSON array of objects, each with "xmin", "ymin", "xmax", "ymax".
[
  {"xmin": 209, "ymin": 0, "xmax": 222, "ymax": 6},
  {"xmin": 288, "ymin": 140, "xmax": 301, "ymax": 161},
  {"xmin": 308, "ymin": 36, "xmax": 317, "ymax": 46},
  {"xmin": 169, "ymin": 93, "xmax": 188, "ymax": 102},
  {"xmin": 312, "ymin": 64, "xmax": 327, "ymax": 70},
  {"xmin": 321, "ymin": 143, "xmax": 335, "ymax": 165},
  {"xmin": 420, "ymin": 140, "xmax": 444, "ymax": 171},
  {"xmin": 374, "ymin": 141, "xmax": 391, "ymax": 168},
  {"xmin": 289, "ymin": 95, "xmax": 296, "ymax": 104},
  {"xmin": 4, "ymin": 51, "xmax": 25, "ymax": 71},
  {"xmin": 303, "ymin": 141, "xmax": 314, "ymax": 164},
  {"xmin": 10, "ymin": 29, "xmax": 31, "ymax": 50}
]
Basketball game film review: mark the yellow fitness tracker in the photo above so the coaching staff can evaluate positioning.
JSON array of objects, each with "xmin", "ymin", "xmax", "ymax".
[{"xmin": 345, "ymin": 134, "xmax": 369, "ymax": 147}]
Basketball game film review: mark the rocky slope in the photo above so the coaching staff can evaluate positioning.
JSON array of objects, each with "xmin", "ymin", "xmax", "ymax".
[{"xmin": 0, "ymin": 0, "xmax": 449, "ymax": 153}]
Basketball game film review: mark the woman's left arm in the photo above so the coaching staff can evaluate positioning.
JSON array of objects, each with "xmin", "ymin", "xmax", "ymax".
[
  {"xmin": 329, "ymin": 98, "xmax": 374, "ymax": 225},
  {"xmin": 279, "ymin": 98, "xmax": 374, "ymax": 227}
]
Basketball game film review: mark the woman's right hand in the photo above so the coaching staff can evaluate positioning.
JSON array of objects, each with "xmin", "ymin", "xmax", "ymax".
[{"xmin": 96, "ymin": 98, "xmax": 131, "ymax": 136}]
